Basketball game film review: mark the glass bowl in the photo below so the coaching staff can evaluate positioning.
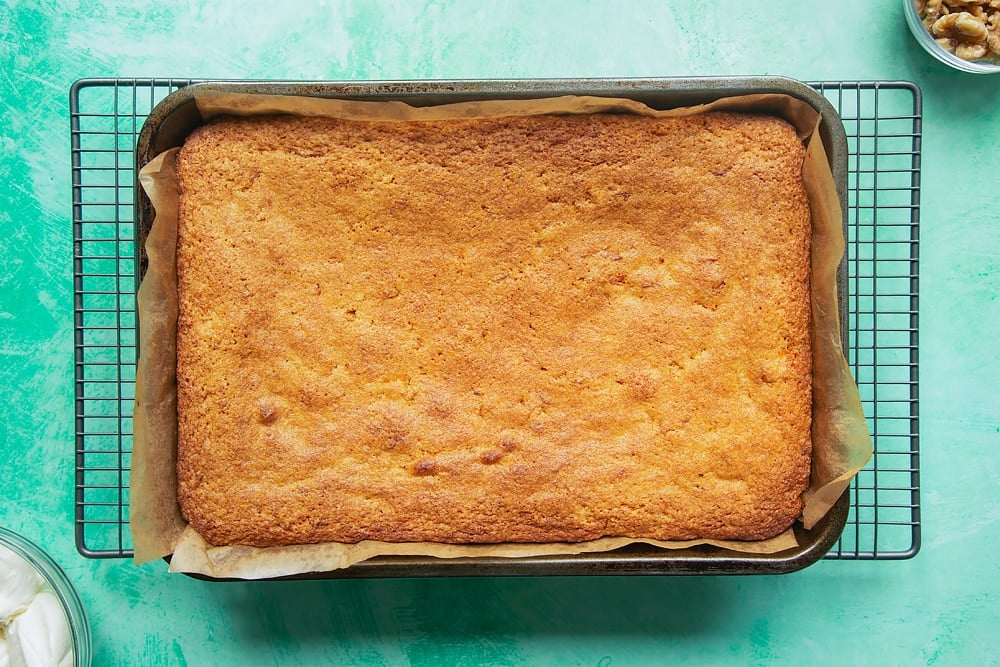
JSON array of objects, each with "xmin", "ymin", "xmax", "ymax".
[
  {"xmin": 0, "ymin": 527, "xmax": 91, "ymax": 667},
  {"xmin": 904, "ymin": 0, "xmax": 1000, "ymax": 73}
]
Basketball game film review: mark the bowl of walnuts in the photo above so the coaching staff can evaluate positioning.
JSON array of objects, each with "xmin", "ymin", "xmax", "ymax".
[{"xmin": 905, "ymin": 0, "xmax": 1000, "ymax": 73}]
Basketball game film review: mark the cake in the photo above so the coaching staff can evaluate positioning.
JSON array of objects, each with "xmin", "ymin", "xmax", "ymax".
[{"xmin": 173, "ymin": 111, "xmax": 812, "ymax": 547}]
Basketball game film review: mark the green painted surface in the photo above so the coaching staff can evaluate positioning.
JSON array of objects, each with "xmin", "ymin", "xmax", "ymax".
[{"xmin": 1, "ymin": 1, "xmax": 998, "ymax": 664}]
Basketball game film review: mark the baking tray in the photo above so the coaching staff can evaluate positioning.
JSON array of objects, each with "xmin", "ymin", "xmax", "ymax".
[
  {"xmin": 71, "ymin": 79, "xmax": 922, "ymax": 564},
  {"xmin": 132, "ymin": 77, "xmax": 849, "ymax": 577}
]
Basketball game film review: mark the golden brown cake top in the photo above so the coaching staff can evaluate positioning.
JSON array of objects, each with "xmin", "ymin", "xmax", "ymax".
[{"xmin": 174, "ymin": 111, "xmax": 812, "ymax": 547}]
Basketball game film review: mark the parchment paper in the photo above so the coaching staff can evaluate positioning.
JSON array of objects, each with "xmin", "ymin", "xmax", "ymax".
[{"xmin": 132, "ymin": 90, "xmax": 872, "ymax": 578}]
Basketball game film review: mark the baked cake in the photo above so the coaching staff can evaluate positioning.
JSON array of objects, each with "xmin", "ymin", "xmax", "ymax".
[{"xmin": 174, "ymin": 111, "xmax": 812, "ymax": 547}]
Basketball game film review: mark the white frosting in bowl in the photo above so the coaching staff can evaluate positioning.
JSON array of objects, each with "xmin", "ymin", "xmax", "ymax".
[{"xmin": 0, "ymin": 543, "xmax": 74, "ymax": 667}]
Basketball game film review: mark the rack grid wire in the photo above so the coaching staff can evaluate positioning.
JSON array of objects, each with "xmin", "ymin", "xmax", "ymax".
[{"xmin": 71, "ymin": 79, "xmax": 921, "ymax": 560}]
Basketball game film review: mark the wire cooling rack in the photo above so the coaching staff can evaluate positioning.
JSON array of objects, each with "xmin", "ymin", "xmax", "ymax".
[{"xmin": 71, "ymin": 79, "xmax": 921, "ymax": 560}]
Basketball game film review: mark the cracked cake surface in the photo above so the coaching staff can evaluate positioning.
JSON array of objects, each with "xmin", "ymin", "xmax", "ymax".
[{"xmin": 174, "ymin": 112, "xmax": 812, "ymax": 547}]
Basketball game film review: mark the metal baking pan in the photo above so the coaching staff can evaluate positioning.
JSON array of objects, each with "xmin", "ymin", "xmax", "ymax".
[{"xmin": 136, "ymin": 77, "xmax": 850, "ymax": 578}]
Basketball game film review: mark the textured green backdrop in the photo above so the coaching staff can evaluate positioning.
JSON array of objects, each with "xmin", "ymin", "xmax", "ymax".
[{"xmin": 1, "ymin": 1, "xmax": 998, "ymax": 665}]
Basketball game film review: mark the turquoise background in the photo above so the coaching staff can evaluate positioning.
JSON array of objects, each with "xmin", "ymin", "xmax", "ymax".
[{"xmin": 2, "ymin": 1, "xmax": 998, "ymax": 664}]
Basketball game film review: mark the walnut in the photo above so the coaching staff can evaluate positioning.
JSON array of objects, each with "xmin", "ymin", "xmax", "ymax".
[
  {"xmin": 989, "ymin": 12, "xmax": 1000, "ymax": 51},
  {"xmin": 935, "ymin": 37, "xmax": 956, "ymax": 52},
  {"xmin": 922, "ymin": 0, "xmax": 946, "ymax": 29},
  {"xmin": 989, "ymin": 28, "xmax": 1000, "ymax": 53},
  {"xmin": 932, "ymin": 12, "xmax": 988, "ymax": 41},
  {"xmin": 956, "ymin": 42, "xmax": 990, "ymax": 57}
]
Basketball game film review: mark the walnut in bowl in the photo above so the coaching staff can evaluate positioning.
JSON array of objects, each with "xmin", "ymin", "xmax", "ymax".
[{"xmin": 905, "ymin": 0, "xmax": 1000, "ymax": 73}]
